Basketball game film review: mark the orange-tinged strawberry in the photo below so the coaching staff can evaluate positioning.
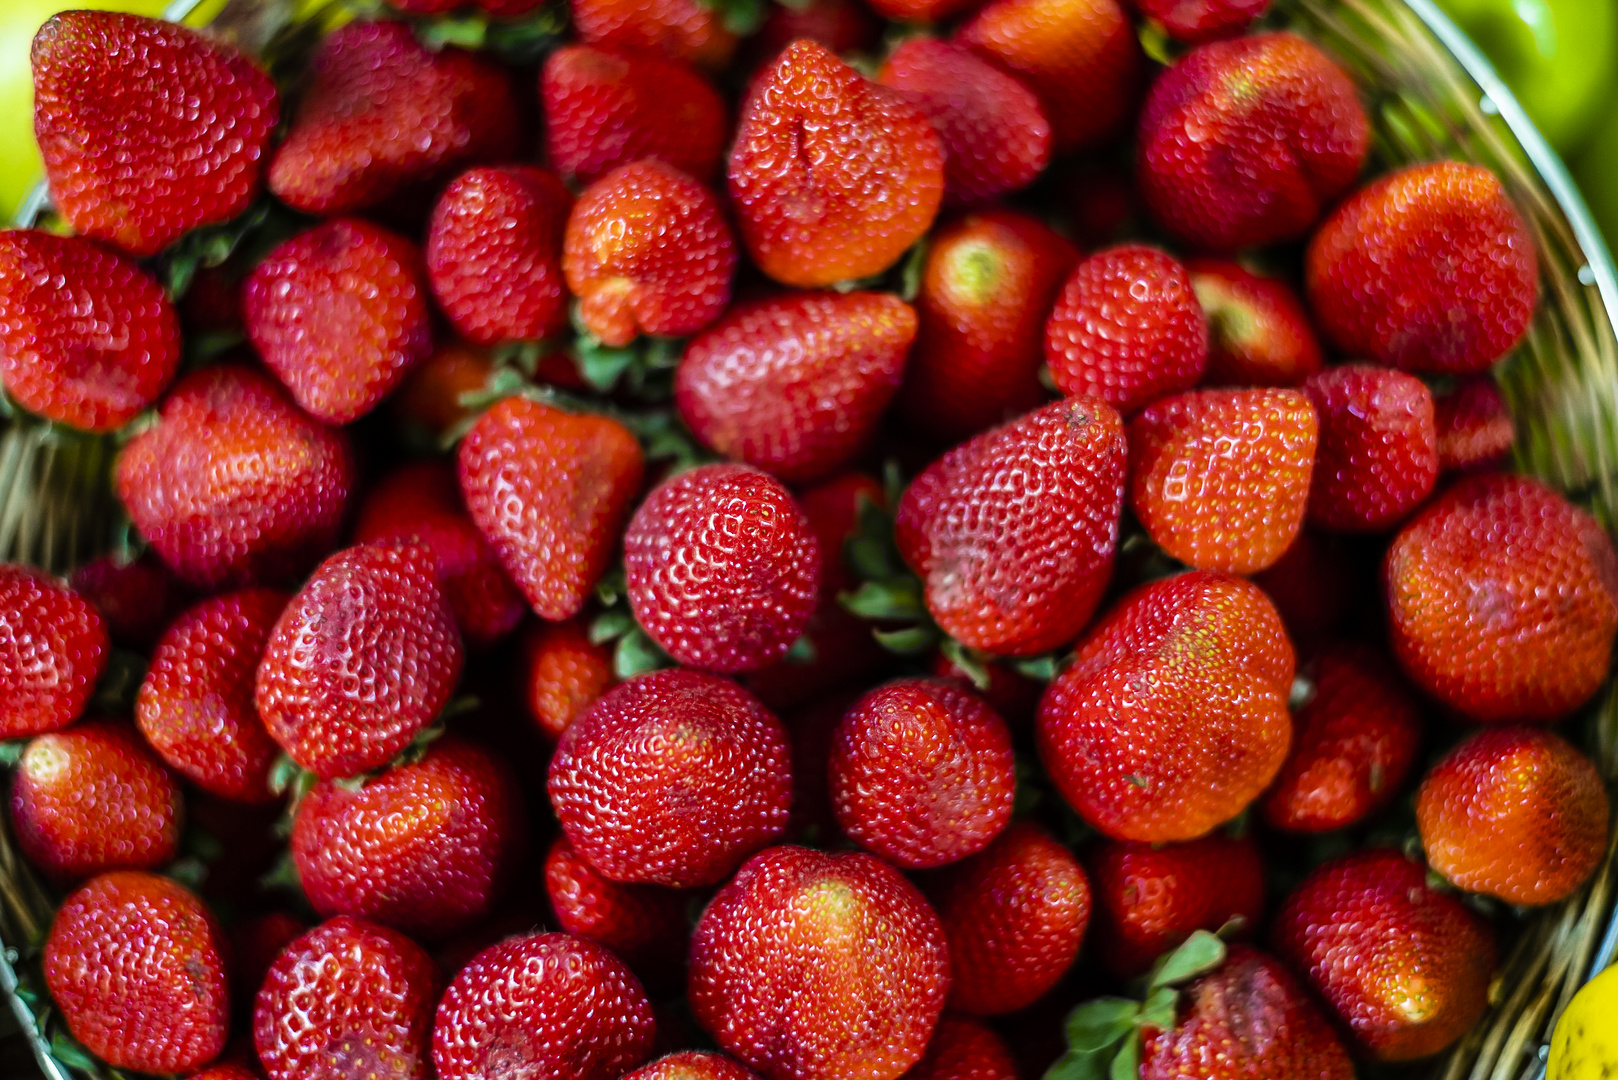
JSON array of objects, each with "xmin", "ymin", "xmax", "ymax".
[
  {"xmin": 1188, "ymin": 259, "xmax": 1323, "ymax": 388},
  {"xmin": 630, "ymin": 1053, "xmax": 765, "ymax": 1080},
  {"xmin": 0, "ymin": 564, "xmax": 106, "ymax": 739},
  {"xmin": 1435, "ymin": 375, "xmax": 1515, "ymax": 473},
  {"xmin": 69, "ymin": 553, "xmax": 189, "ymax": 652},
  {"xmin": 544, "ymin": 835, "xmax": 687, "ymax": 967},
  {"xmin": 1136, "ymin": 0, "xmax": 1270, "ymax": 42},
  {"xmin": 1303, "ymin": 364, "xmax": 1438, "ymax": 533},
  {"xmin": 520, "ymin": 618, "xmax": 616, "ymax": 742},
  {"xmin": 901, "ymin": 1016, "xmax": 1017, "ymax": 1080},
  {"xmin": 571, "ymin": 0, "xmax": 738, "ymax": 70},
  {"xmin": 391, "ymin": 341, "xmax": 496, "ymax": 439}
]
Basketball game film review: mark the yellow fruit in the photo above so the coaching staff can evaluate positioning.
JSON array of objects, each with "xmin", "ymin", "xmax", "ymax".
[{"xmin": 1548, "ymin": 960, "xmax": 1618, "ymax": 1079}]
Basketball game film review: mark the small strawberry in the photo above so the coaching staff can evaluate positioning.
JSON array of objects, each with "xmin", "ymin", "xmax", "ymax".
[
  {"xmin": 896, "ymin": 396, "xmax": 1128, "ymax": 656},
  {"xmin": 571, "ymin": 0, "xmax": 738, "ymax": 70},
  {"xmin": 625, "ymin": 464, "xmax": 820, "ymax": 672},
  {"xmin": 1303, "ymin": 364, "xmax": 1438, "ymax": 532},
  {"xmin": 1044, "ymin": 244, "xmax": 1209, "ymax": 414},
  {"xmin": 45, "ymin": 871, "xmax": 229, "ymax": 1074},
  {"xmin": 458, "ymin": 395, "xmax": 645, "ymax": 621},
  {"xmin": 747, "ymin": 0, "xmax": 880, "ymax": 70},
  {"xmin": 31, "ymin": 11, "xmax": 278, "ymax": 257},
  {"xmin": 1138, "ymin": 33, "xmax": 1369, "ymax": 252},
  {"xmin": 902, "ymin": 1016, "xmax": 1018, "ymax": 1080},
  {"xmin": 929, "ymin": 821, "xmax": 1091, "ymax": 1015},
  {"xmin": 1059, "ymin": 159, "xmax": 1140, "ymax": 247},
  {"xmin": 69, "ymin": 553, "xmax": 189, "ymax": 652},
  {"xmin": 1128, "ymin": 388, "xmax": 1319, "ymax": 575},
  {"xmin": 931, "ymin": 651, "xmax": 1043, "ymax": 727},
  {"xmin": 520, "ymin": 618, "xmax": 617, "ymax": 741},
  {"xmin": 391, "ymin": 343, "xmax": 495, "ymax": 442},
  {"xmin": 1385, "ymin": 473, "xmax": 1618, "ymax": 723},
  {"xmin": 1417, "ymin": 726, "xmax": 1609, "ymax": 906},
  {"xmin": 137, "ymin": 588, "xmax": 287, "ymax": 803},
  {"xmin": 191, "ymin": 1064, "xmax": 262, "ymax": 1080},
  {"xmin": 1037, "ymin": 571, "xmax": 1295, "ymax": 842},
  {"xmin": 1434, "ymin": 375, "xmax": 1515, "ymax": 473},
  {"xmin": 1187, "ymin": 259, "xmax": 1324, "ymax": 388},
  {"xmin": 432, "ymin": 931, "xmax": 657, "ymax": 1080},
  {"xmin": 0, "ymin": 564, "xmax": 107, "ymax": 739},
  {"xmin": 1250, "ymin": 530, "xmax": 1355, "ymax": 653},
  {"xmin": 254, "ymin": 916, "xmax": 439, "ymax": 1080},
  {"xmin": 729, "ymin": 40, "xmax": 943, "ymax": 288},
  {"xmin": 550, "ymin": 668, "xmax": 792, "ymax": 886},
  {"xmin": 0, "ymin": 229, "xmax": 180, "ymax": 432},
  {"xmin": 676, "ymin": 292, "xmax": 916, "ymax": 483},
  {"xmin": 544, "ymin": 835, "xmax": 687, "ymax": 967},
  {"xmin": 230, "ymin": 911, "xmax": 306, "ymax": 1003},
  {"xmin": 628, "ymin": 1053, "xmax": 765, "ymax": 1080},
  {"xmin": 689, "ymin": 845, "xmax": 950, "ymax": 1080},
  {"xmin": 1307, "ymin": 161, "xmax": 1538, "ymax": 374},
  {"xmin": 256, "ymin": 541, "xmax": 465, "ymax": 780},
  {"xmin": 1271, "ymin": 849, "xmax": 1496, "ymax": 1061},
  {"xmin": 1135, "ymin": 0, "xmax": 1270, "ymax": 42}
]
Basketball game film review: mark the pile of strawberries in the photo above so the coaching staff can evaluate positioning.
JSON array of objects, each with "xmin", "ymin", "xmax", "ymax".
[{"xmin": 0, "ymin": 0, "xmax": 1616, "ymax": 1077}]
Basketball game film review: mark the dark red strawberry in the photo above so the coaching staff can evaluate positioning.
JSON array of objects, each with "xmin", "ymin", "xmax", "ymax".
[
  {"xmin": 1135, "ymin": 0, "xmax": 1269, "ymax": 42},
  {"xmin": 520, "ymin": 619, "xmax": 616, "ymax": 742},
  {"xmin": 230, "ymin": 911, "xmax": 306, "ymax": 1003},
  {"xmin": 1057, "ymin": 158, "xmax": 1140, "ymax": 247},
  {"xmin": 1251, "ymin": 530, "xmax": 1354, "ymax": 654},
  {"xmin": 571, "ymin": 0, "xmax": 738, "ymax": 70},
  {"xmin": 1188, "ymin": 258, "xmax": 1323, "ymax": 388},
  {"xmin": 545, "ymin": 835, "xmax": 687, "ymax": 967},
  {"xmin": 0, "ymin": 564, "xmax": 106, "ymax": 740},
  {"xmin": 0, "ymin": 229, "xmax": 179, "ymax": 432},
  {"xmin": 1303, "ymin": 364, "xmax": 1438, "ymax": 532},
  {"xmin": 69, "ymin": 552, "xmax": 189, "ymax": 651},
  {"xmin": 747, "ymin": 0, "xmax": 880, "ymax": 71},
  {"xmin": 1434, "ymin": 375, "xmax": 1515, "ymax": 473},
  {"xmin": 32, "ymin": 11, "xmax": 278, "ymax": 256},
  {"xmin": 901, "ymin": 1016, "xmax": 1018, "ymax": 1080},
  {"xmin": 628, "ymin": 1053, "xmax": 765, "ymax": 1080}
]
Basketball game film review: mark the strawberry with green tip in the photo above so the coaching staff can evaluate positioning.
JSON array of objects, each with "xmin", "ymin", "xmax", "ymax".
[
  {"xmin": 1188, "ymin": 259, "xmax": 1323, "ymax": 388},
  {"xmin": 0, "ymin": 563, "xmax": 107, "ymax": 739}
]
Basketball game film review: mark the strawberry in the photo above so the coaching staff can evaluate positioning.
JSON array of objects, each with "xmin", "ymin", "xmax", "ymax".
[
  {"xmin": 549, "ymin": 668, "xmax": 792, "ymax": 886},
  {"xmin": 1037, "ymin": 571, "xmax": 1295, "ymax": 842},
  {"xmin": 747, "ymin": 0, "xmax": 880, "ymax": 70},
  {"xmin": 11, "ymin": 719, "xmax": 181, "ymax": 883},
  {"xmin": 895, "ymin": 209, "xmax": 1077, "ymax": 442},
  {"xmin": 564, "ymin": 160, "xmax": 737, "ymax": 347},
  {"xmin": 896, "ymin": 396, "xmax": 1128, "ymax": 656},
  {"xmin": 352, "ymin": 461, "xmax": 526, "ymax": 648},
  {"xmin": 0, "ymin": 229, "xmax": 180, "ymax": 432},
  {"xmin": 1306, "ymin": 161, "xmax": 1538, "ymax": 374},
  {"xmin": 1088, "ymin": 833, "xmax": 1266, "ymax": 978},
  {"xmin": 877, "ymin": 39, "xmax": 1051, "ymax": 207},
  {"xmin": 1250, "ymin": 529, "xmax": 1355, "ymax": 654},
  {"xmin": 426, "ymin": 166, "xmax": 573, "ymax": 348},
  {"xmin": 256, "ymin": 541, "xmax": 465, "ymax": 780},
  {"xmin": 230, "ymin": 911, "xmax": 306, "ymax": 1003},
  {"xmin": 458, "ymin": 395, "xmax": 645, "ymax": 621},
  {"xmin": 392, "ymin": 341, "xmax": 496, "ymax": 439},
  {"xmin": 1417, "ymin": 726, "xmax": 1609, "ymax": 906},
  {"xmin": 1270, "ymin": 849, "xmax": 1496, "ymax": 1061},
  {"xmin": 191, "ymin": 1064, "xmax": 263, "ymax": 1080},
  {"xmin": 268, "ymin": 20, "xmax": 518, "ymax": 216},
  {"xmin": 955, "ymin": 0, "xmax": 1143, "ymax": 152},
  {"xmin": 544, "ymin": 835, "xmax": 687, "ymax": 967},
  {"xmin": 45, "ymin": 871, "xmax": 229, "ymax": 1074},
  {"xmin": 1135, "ymin": 0, "xmax": 1270, "ymax": 42},
  {"xmin": 1044, "ymin": 244, "xmax": 1209, "ymax": 414},
  {"xmin": 628, "ymin": 1053, "xmax": 765, "ymax": 1080},
  {"xmin": 1435, "ymin": 375, "xmax": 1515, "ymax": 473},
  {"xmin": 928, "ymin": 821, "xmax": 1091, "ymax": 1015},
  {"xmin": 31, "ymin": 11, "xmax": 278, "ymax": 257},
  {"xmin": 542, "ymin": 46, "xmax": 727, "ymax": 185},
  {"xmin": 571, "ymin": 0, "xmax": 738, "ymax": 70},
  {"xmin": 520, "ymin": 618, "xmax": 617, "ymax": 741},
  {"xmin": 0, "ymin": 564, "xmax": 107, "ymax": 739},
  {"xmin": 432, "ymin": 931, "xmax": 656, "ymax": 1080},
  {"xmin": 901, "ymin": 1016, "xmax": 1018, "ymax": 1080},
  {"xmin": 1059, "ymin": 159, "xmax": 1140, "ymax": 248},
  {"xmin": 1128, "ymin": 388, "xmax": 1319, "ymax": 575},
  {"xmin": 244, "ymin": 218, "xmax": 434, "ymax": 425},
  {"xmin": 729, "ymin": 40, "xmax": 944, "ymax": 288},
  {"xmin": 1187, "ymin": 259, "xmax": 1324, "ymax": 388},
  {"xmin": 1385, "ymin": 473, "xmax": 1618, "ymax": 723},
  {"xmin": 254, "ymin": 916, "xmax": 439, "ymax": 1080},
  {"xmin": 830, "ymin": 677, "xmax": 1015, "ymax": 869},
  {"xmin": 689, "ymin": 845, "xmax": 950, "ymax": 1080},
  {"xmin": 136, "ymin": 588, "xmax": 287, "ymax": 803},
  {"xmin": 675, "ymin": 292, "xmax": 916, "ymax": 482},
  {"xmin": 931, "ymin": 651, "xmax": 1043, "ymax": 727},
  {"xmin": 116, "ymin": 364, "xmax": 356, "ymax": 589},
  {"xmin": 625, "ymin": 464, "xmax": 820, "ymax": 672},
  {"xmin": 1138, "ymin": 33, "xmax": 1369, "ymax": 252},
  {"xmin": 69, "ymin": 553, "xmax": 189, "ymax": 652},
  {"xmin": 1303, "ymin": 364, "xmax": 1438, "ymax": 532}
]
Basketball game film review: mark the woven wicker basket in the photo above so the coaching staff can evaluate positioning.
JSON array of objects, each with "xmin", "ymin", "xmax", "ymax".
[{"xmin": 0, "ymin": 0, "xmax": 1615, "ymax": 1077}]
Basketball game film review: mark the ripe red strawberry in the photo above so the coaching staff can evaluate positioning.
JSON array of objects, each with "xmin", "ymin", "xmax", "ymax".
[
  {"xmin": 895, "ymin": 209, "xmax": 1077, "ymax": 442},
  {"xmin": 1251, "ymin": 529, "xmax": 1354, "ymax": 653},
  {"xmin": 1417, "ymin": 726, "xmax": 1609, "ymax": 906},
  {"xmin": 11, "ymin": 719, "xmax": 181, "ymax": 883},
  {"xmin": 426, "ymin": 166, "xmax": 572, "ymax": 348},
  {"xmin": 929, "ymin": 821, "xmax": 1090, "ymax": 1015},
  {"xmin": 31, "ymin": 11, "xmax": 278, "ymax": 257},
  {"xmin": 137, "ymin": 588, "xmax": 287, "ymax": 803},
  {"xmin": 1138, "ymin": 33, "xmax": 1369, "ymax": 252},
  {"xmin": 729, "ymin": 40, "xmax": 943, "ymax": 288},
  {"xmin": 747, "ymin": 0, "xmax": 880, "ymax": 70},
  {"xmin": 45, "ymin": 871, "xmax": 229, "ymax": 1074},
  {"xmin": 543, "ymin": 46, "xmax": 727, "ymax": 185},
  {"xmin": 69, "ymin": 553, "xmax": 188, "ymax": 651},
  {"xmin": 1038, "ymin": 571, "xmax": 1295, "ymax": 842},
  {"xmin": 1385, "ymin": 473, "xmax": 1618, "ymax": 723},
  {"xmin": 458, "ymin": 395, "xmax": 645, "ymax": 621},
  {"xmin": 191, "ymin": 1064, "xmax": 262, "ymax": 1080},
  {"xmin": 392, "ymin": 341, "xmax": 496, "ymax": 439},
  {"xmin": 1088, "ymin": 833, "xmax": 1266, "ymax": 978},
  {"xmin": 830, "ymin": 677, "xmax": 1014, "ymax": 869},
  {"xmin": 877, "ymin": 39, "xmax": 1051, "ymax": 207},
  {"xmin": 676, "ymin": 292, "xmax": 916, "ymax": 482},
  {"xmin": 256, "ymin": 541, "xmax": 465, "ymax": 780},
  {"xmin": 1303, "ymin": 364, "xmax": 1438, "ymax": 532},
  {"xmin": 1135, "ymin": 0, "xmax": 1270, "ymax": 42},
  {"xmin": 432, "ymin": 931, "xmax": 657, "ymax": 1080},
  {"xmin": 549, "ymin": 668, "xmax": 792, "ymax": 886},
  {"xmin": 1435, "ymin": 375, "xmax": 1516, "ymax": 473},
  {"xmin": 955, "ymin": 0, "xmax": 1143, "ymax": 152},
  {"xmin": 571, "ymin": 0, "xmax": 738, "ymax": 69},
  {"xmin": 254, "ymin": 916, "xmax": 439, "ymax": 1080},
  {"xmin": 896, "ymin": 396, "xmax": 1128, "ymax": 656},
  {"xmin": 902, "ymin": 1016, "xmax": 1018, "ymax": 1080},
  {"xmin": 0, "ymin": 564, "xmax": 106, "ymax": 739},
  {"xmin": 689, "ymin": 845, "xmax": 950, "ymax": 1080},
  {"xmin": 1044, "ymin": 245, "xmax": 1208, "ymax": 414},
  {"xmin": 1271, "ymin": 849, "xmax": 1496, "ymax": 1061},
  {"xmin": 0, "ymin": 230, "xmax": 180, "ymax": 432},
  {"xmin": 1188, "ymin": 259, "xmax": 1323, "ymax": 388},
  {"xmin": 520, "ymin": 619, "xmax": 616, "ymax": 741},
  {"xmin": 230, "ymin": 911, "xmax": 306, "ymax": 1002},
  {"xmin": 625, "ymin": 464, "xmax": 820, "ymax": 672},
  {"xmin": 1128, "ymin": 388, "xmax": 1319, "ymax": 575},
  {"xmin": 1307, "ymin": 161, "xmax": 1537, "ymax": 374},
  {"xmin": 268, "ymin": 20, "xmax": 518, "ymax": 216},
  {"xmin": 545, "ymin": 835, "xmax": 687, "ymax": 967},
  {"xmin": 628, "ymin": 1053, "xmax": 765, "ymax": 1080}
]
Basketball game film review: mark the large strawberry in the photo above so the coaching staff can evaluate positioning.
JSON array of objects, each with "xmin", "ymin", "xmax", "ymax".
[
  {"xmin": 571, "ymin": 0, "xmax": 738, "ymax": 69},
  {"xmin": 544, "ymin": 835, "xmax": 687, "ymax": 968},
  {"xmin": 1303, "ymin": 364, "xmax": 1438, "ymax": 532},
  {"xmin": 1188, "ymin": 258, "xmax": 1323, "ymax": 388},
  {"xmin": 0, "ymin": 564, "xmax": 106, "ymax": 740}
]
